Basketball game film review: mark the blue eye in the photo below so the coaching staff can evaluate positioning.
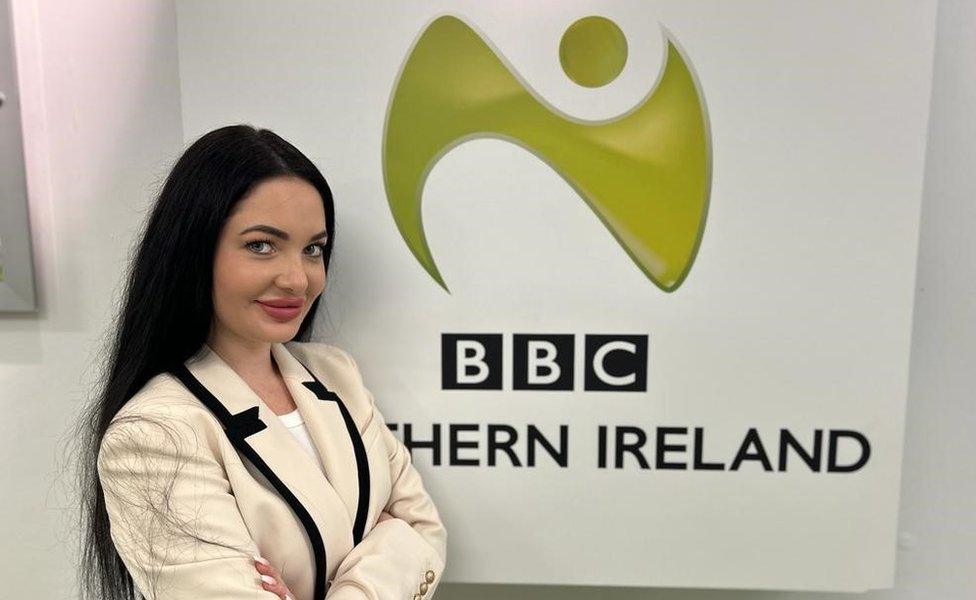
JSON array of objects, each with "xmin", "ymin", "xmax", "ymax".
[
  {"xmin": 246, "ymin": 239, "xmax": 327, "ymax": 259},
  {"xmin": 246, "ymin": 240, "xmax": 273, "ymax": 254},
  {"xmin": 307, "ymin": 243, "xmax": 328, "ymax": 258}
]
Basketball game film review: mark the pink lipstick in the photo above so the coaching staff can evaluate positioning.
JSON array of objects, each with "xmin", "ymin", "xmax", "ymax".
[{"xmin": 256, "ymin": 298, "xmax": 304, "ymax": 322}]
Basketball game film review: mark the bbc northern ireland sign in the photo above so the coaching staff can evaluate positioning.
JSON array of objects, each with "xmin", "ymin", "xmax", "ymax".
[
  {"xmin": 177, "ymin": 1, "xmax": 938, "ymax": 592},
  {"xmin": 432, "ymin": 332, "xmax": 870, "ymax": 474}
]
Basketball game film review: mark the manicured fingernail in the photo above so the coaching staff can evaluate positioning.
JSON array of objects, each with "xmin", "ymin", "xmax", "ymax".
[
  {"xmin": 260, "ymin": 574, "xmax": 276, "ymax": 585},
  {"xmin": 253, "ymin": 554, "xmax": 270, "ymax": 566}
]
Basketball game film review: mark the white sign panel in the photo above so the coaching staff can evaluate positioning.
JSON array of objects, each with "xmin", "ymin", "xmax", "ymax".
[{"xmin": 176, "ymin": 0, "xmax": 937, "ymax": 591}]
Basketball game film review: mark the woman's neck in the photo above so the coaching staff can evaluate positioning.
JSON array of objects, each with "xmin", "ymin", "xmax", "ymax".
[
  {"xmin": 207, "ymin": 334, "xmax": 276, "ymax": 381},
  {"xmin": 207, "ymin": 333, "xmax": 297, "ymax": 415}
]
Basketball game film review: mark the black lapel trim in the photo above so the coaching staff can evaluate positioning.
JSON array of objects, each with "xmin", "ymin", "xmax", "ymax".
[
  {"xmin": 293, "ymin": 356, "xmax": 371, "ymax": 547},
  {"xmin": 171, "ymin": 364, "xmax": 330, "ymax": 600}
]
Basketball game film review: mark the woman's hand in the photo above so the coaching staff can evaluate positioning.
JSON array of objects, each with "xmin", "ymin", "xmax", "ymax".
[
  {"xmin": 253, "ymin": 554, "xmax": 296, "ymax": 600},
  {"xmin": 251, "ymin": 514, "xmax": 395, "ymax": 598}
]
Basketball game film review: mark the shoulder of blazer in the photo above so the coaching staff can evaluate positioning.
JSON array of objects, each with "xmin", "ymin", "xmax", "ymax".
[
  {"xmin": 103, "ymin": 342, "xmax": 372, "ymax": 457},
  {"xmin": 284, "ymin": 341, "xmax": 371, "ymax": 394},
  {"xmin": 103, "ymin": 375, "xmax": 237, "ymax": 465},
  {"xmin": 115, "ymin": 341, "xmax": 356, "ymax": 418},
  {"xmin": 111, "ymin": 373, "xmax": 210, "ymax": 423},
  {"xmin": 283, "ymin": 341, "xmax": 377, "ymax": 425}
]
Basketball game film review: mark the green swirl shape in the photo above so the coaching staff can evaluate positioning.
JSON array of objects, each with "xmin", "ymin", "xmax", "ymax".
[{"xmin": 383, "ymin": 15, "xmax": 711, "ymax": 292}]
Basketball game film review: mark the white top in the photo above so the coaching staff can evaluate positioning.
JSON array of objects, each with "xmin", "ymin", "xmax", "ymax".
[{"xmin": 277, "ymin": 408, "xmax": 327, "ymax": 475}]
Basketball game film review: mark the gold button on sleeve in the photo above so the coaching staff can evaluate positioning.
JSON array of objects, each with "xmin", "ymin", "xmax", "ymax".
[
  {"xmin": 425, "ymin": 570, "xmax": 436, "ymax": 583},
  {"xmin": 420, "ymin": 582, "xmax": 429, "ymax": 594}
]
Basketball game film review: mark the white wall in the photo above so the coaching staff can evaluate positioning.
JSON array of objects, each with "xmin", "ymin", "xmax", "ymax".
[
  {"xmin": 0, "ymin": 0, "xmax": 970, "ymax": 598},
  {"xmin": 1, "ymin": 0, "xmax": 184, "ymax": 597}
]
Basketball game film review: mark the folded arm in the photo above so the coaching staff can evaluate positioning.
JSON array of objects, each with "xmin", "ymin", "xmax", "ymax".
[{"xmin": 325, "ymin": 350, "xmax": 448, "ymax": 599}]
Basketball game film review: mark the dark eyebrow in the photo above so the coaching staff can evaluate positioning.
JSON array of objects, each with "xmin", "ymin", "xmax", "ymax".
[{"xmin": 239, "ymin": 224, "xmax": 328, "ymax": 242}]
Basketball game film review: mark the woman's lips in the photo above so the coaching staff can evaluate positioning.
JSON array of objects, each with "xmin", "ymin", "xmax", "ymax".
[{"xmin": 256, "ymin": 300, "xmax": 302, "ymax": 322}]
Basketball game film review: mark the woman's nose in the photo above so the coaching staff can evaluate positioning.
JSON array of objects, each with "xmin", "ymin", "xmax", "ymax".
[{"xmin": 275, "ymin": 254, "xmax": 310, "ymax": 291}]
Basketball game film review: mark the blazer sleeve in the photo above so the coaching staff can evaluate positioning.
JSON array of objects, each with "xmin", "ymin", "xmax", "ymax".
[
  {"xmin": 325, "ymin": 350, "xmax": 448, "ymax": 599},
  {"xmin": 97, "ymin": 405, "xmax": 276, "ymax": 600}
]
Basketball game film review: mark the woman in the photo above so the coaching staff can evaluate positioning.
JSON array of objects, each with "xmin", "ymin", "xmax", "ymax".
[{"xmin": 75, "ymin": 125, "xmax": 447, "ymax": 600}]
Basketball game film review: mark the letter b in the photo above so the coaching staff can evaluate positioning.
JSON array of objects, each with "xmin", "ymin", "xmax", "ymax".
[
  {"xmin": 513, "ymin": 334, "xmax": 574, "ymax": 390},
  {"xmin": 442, "ymin": 333, "xmax": 503, "ymax": 389}
]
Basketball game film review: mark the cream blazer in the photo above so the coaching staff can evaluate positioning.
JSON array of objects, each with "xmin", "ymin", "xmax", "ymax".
[{"xmin": 97, "ymin": 341, "xmax": 447, "ymax": 600}]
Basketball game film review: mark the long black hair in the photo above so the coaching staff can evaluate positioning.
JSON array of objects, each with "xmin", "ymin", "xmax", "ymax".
[{"xmin": 71, "ymin": 124, "xmax": 335, "ymax": 600}]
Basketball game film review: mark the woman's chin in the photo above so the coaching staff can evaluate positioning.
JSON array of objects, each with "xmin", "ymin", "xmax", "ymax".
[{"xmin": 251, "ymin": 320, "xmax": 301, "ymax": 342}]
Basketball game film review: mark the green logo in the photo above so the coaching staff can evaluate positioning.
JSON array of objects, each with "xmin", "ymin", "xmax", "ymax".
[{"xmin": 383, "ymin": 15, "xmax": 711, "ymax": 292}]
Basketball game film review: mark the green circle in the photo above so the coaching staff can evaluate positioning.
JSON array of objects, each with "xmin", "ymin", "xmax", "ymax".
[{"xmin": 559, "ymin": 16, "xmax": 628, "ymax": 88}]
